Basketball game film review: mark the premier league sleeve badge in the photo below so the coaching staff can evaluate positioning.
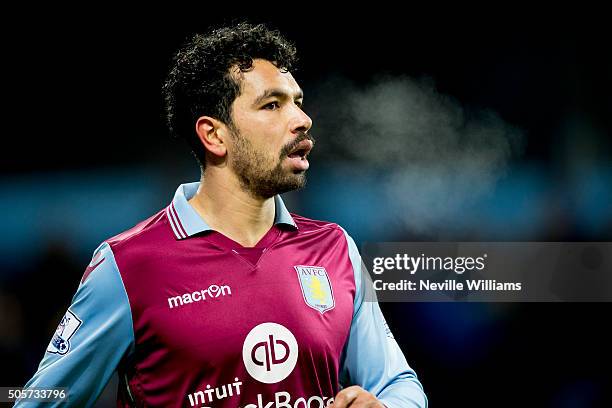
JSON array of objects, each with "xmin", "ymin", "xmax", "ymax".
[{"xmin": 47, "ymin": 309, "xmax": 83, "ymax": 355}]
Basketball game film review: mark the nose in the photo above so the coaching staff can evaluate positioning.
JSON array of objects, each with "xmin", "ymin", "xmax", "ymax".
[{"xmin": 290, "ymin": 104, "xmax": 313, "ymax": 134}]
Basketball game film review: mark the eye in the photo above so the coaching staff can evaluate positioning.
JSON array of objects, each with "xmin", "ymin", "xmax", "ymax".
[
  {"xmin": 263, "ymin": 101, "xmax": 280, "ymax": 110},
  {"xmin": 295, "ymin": 100, "xmax": 304, "ymax": 109}
]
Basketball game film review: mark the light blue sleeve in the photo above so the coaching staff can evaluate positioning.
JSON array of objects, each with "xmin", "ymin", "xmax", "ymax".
[
  {"xmin": 15, "ymin": 242, "xmax": 135, "ymax": 408},
  {"xmin": 339, "ymin": 229, "xmax": 428, "ymax": 408}
]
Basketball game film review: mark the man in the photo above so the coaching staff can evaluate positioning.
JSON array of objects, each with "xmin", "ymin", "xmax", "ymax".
[{"xmin": 19, "ymin": 23, "xmax": 427, "ymax": 407}]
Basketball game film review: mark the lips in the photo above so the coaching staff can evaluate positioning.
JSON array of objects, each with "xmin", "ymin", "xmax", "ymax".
[
  {"xmin": 287, "ymin": 139, "xmax": 313, "ymax": 159},
  {"xmin": 285, "ymin": 138, "xmax": 313, "ymax": 172}
]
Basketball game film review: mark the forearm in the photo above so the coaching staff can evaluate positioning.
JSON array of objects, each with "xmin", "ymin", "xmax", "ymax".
[{"xmin": 377, "ymin": 375, "xmax": 428, "ymax": 408}]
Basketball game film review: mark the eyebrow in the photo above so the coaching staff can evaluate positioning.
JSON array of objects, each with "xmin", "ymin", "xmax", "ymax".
[{"xmin": 252, "ymin": 88, "xmax": 304, "ymax": 108}]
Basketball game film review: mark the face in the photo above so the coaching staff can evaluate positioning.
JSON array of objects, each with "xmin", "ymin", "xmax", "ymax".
[{"xmin": 225, "ymin": 59, "xmax": 314, "ymax": 199}]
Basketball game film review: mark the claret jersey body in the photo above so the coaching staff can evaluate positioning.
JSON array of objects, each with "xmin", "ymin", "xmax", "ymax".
[{"xmin": 18, "ymin": 182, "xmax": 427, "ymax": 408}]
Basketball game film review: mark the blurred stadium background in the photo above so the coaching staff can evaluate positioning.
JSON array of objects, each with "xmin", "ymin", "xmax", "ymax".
[{"xmin": 1, "ymin": 8, "xmax": 610, "ymax": 407}]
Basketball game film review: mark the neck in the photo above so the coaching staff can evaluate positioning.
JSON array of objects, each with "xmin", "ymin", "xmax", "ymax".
[{"xmin": 188, "ymin": 167, "xmax": 276, "ymax": 247}]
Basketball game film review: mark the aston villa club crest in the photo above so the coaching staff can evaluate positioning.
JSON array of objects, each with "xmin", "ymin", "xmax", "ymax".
[{"xmin": 294, "ymin": 265, "xmax": 335, "ymax": 314}]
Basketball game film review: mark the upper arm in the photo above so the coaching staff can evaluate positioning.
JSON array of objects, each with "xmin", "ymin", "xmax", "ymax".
[
  {"xmin": 338, "ymin": 228, "xmax": 428, "ymax": 408},
  {"xmin": 16, "ymin": 242, "xmax": 135, "ymax": 407}
]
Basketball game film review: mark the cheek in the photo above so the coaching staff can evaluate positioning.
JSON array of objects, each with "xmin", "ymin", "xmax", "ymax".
[
  {"xmin": 234, "ymin": 112, "xmax": 287, "ymax": 156},
  {"xmin": 253, "ymin": 128, "xmax": 287, "ymax": 155},
  {"xmin": 246, "ymin": 136, "xmax": 282, "ymax": 162}
]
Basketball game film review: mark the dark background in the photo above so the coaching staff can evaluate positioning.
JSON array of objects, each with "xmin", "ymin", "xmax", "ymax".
[{"xmin": 1, "ymin": 7, "xmax": 611, "ymax": 407}]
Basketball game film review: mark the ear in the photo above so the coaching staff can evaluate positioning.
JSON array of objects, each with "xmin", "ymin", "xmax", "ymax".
[{"xmin": 195, "ymin": 116, "xmax": 228, "ymax": 158}]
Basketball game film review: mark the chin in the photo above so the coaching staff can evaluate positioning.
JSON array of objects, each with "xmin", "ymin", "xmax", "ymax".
[{"xmin": 276, "ymin": 174, "xmax": 307, "ymax": 194}]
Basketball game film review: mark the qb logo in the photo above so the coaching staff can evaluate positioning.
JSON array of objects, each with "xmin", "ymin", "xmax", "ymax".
[{"xmin": 242, "ymin": 322, "xmax": 298, "ymax": 384}]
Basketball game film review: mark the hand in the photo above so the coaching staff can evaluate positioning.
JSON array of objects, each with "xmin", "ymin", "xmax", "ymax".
[{"xmin": 330, "ymin": 386, "xmax": 385, "ymax": 408}]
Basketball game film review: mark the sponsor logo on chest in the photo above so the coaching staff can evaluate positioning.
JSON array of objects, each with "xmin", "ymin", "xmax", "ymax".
[{"xmin": 187, "ymin": 322, "xmax": 334, "ymax": 407}]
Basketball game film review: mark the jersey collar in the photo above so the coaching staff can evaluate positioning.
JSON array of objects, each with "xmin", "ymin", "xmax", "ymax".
[{"xmin": 166, "ymin": 181, "xmax": 298, "ymax": 240}]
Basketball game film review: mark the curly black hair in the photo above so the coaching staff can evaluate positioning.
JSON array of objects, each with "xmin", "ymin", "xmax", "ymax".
[{"xmin": 162, "ymin": 22, "xmax": 298, "ymax": 171}]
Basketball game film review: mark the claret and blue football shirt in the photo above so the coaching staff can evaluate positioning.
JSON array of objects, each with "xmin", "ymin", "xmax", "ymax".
[{"xmin": 18, "ymin": 182, "xmax": 427, "ymax": 408}]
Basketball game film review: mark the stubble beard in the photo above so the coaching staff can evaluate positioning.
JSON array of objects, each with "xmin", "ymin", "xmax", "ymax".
[{"xmin": 229, "ymin": 128, "xmax": 314, "ymax": 199}]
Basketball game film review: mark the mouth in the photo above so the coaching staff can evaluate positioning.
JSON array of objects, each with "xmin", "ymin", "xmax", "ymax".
[
  {"xmin": 287, "ymin": 139, "xmax": 313, "ymax": 160},
  {"xmin": 285, "ymin": 138, "xmax": 313, "ymax": 172}
]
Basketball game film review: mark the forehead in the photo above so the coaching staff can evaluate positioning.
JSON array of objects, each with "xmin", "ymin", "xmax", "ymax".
[{"xmin": 235, "ymin": 59, "xmax": 301, "ymax": 99}]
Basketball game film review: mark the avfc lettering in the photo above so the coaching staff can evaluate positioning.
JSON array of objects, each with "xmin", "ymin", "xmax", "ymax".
[{"xmin": 297, "ymin": 266, "xmax": 327, "ymax": 277}]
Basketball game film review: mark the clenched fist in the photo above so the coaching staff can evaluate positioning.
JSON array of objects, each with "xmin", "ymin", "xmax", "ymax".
[{"xmin": 330, "ymin": 386, "xmax": 386, "ymax": 408}]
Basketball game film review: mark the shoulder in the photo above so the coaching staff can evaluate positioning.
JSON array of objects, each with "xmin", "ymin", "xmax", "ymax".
[
  {"xmin": 290, "ymin": 213, "xmax": 355, "ymax": 245},
  {"xmin": 100, "ymin": 207, "xmax": 174, "ymax": 272},
  {"xmin": 105, "ymin": 207, "xmax": 171, "ymax": 247},
  {"xmin": 292, "ymin": 212, "xmax": 340, "ymax": 232}
]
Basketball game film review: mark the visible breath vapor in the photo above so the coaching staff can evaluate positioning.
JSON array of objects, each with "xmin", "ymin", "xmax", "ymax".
[{"xmin": 308, "ymin": 75, "xmax": 524, "ymax": 234}]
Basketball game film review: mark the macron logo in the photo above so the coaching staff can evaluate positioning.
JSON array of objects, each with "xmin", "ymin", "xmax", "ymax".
[{"xmin": 168, "ymin": 284, "xmax": 232, "ymax": 309}]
